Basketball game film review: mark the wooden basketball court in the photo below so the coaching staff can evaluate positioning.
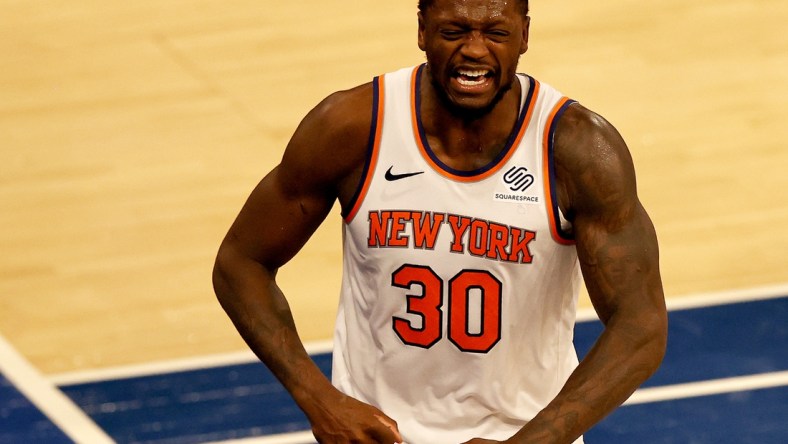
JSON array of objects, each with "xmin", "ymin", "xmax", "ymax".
[{"xmin": 1, "ymin": 0, "xmax": 786, "ymax": 377}]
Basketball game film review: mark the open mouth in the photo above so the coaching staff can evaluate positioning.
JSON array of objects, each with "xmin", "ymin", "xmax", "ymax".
[{"xmin": 454, "ymin": 68, "xmax": 493, "ymax": 87}]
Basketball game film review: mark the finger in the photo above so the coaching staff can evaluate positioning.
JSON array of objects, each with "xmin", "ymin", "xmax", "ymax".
[{"xmin": 372, "ymin": 414, "xmax": 403, "ymax": 443}]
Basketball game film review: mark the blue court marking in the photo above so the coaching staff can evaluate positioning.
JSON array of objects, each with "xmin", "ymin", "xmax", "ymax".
[
  {"xmin": 0, "ymin": 372, "xmax": 72, "ymax": 444},
  {"xmin": 574, "ymin": 296, "xmax": 788, "ymax": 387},
  {"xmin": 60, "ymin": 354, "xmax": 331, "ymax": 444},
  {"xmin": 57, "ymin": 296, "xmax": 788, "ymax": 443},
  {"xmin": 587, "ymin": 384, "xmax": 788, "ymax": 443}
]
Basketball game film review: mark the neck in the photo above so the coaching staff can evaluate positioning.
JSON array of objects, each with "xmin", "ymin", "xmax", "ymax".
[{"xmin": 419, "ymin": 70, "xmax": 522, "ymax": 168}]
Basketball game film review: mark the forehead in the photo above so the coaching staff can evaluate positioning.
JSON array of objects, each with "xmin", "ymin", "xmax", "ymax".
[{"xmin": 425, "ymin": 0, "xmax": 519, "ymax": 23}]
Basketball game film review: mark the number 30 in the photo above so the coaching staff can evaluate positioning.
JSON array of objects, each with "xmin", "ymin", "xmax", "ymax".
[{"xmin": 391, "ymin": 264, "xmax": 502, "ymax": 353}]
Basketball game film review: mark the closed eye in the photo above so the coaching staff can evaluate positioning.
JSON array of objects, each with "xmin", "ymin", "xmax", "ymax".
[
  {"xmin": 485, "ymin": 29, "xmax": 510, "ymax": 42},
  {"xmin": 440, "ymin": 29, "xmax": 465, "ymax": 40}
]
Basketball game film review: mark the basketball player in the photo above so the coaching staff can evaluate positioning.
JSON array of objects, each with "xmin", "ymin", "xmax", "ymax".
[{"xmin": 213, "ymin": 0, "xmax": 667, "ymax": 442}]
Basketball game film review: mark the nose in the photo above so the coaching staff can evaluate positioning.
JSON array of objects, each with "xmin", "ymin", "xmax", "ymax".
[{"xmin": 459, "ymin": 31, "xmax": 489, "ymax": 60}]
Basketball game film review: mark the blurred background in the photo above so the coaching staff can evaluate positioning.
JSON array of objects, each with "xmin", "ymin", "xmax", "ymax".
[{"xmin": 1, "ymin": 0, "xmax": 786, "ymax": 397}]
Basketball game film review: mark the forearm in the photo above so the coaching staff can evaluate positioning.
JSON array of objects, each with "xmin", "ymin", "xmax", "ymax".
[
  {"xmin": 212, "ymin": 248, "xmax": 335, "ymax": 409},
  {"xmin": 212, "ymin": 249, "xmax": 402, "ymax": 441},
  {"xmin": 511, "ymin": 314, "xmax": 666, "ymax": 443}
]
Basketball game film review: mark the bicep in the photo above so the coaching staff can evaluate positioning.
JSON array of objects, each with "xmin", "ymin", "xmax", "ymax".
[
  {"xmin": 222, "ymin": 165, "xmax": 335, "ymax": 271},
  {"xmin": 574, "ymin": 203, "xmax": 663, "ymax": 324},
  {"xmin": 556, "ymin": 105, "xmax": 664, "ymax": 324},
  {"xmin": 219, "ymin": 85, "xmax": 372, "ymax": 271}
]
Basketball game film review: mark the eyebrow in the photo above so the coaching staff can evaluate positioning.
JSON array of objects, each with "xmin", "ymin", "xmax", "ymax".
[{"xmin": 437, "ymin": 16, "xmax": 512, "ymax": 28}]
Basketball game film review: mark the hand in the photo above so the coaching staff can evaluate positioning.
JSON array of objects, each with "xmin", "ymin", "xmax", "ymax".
[
  {"xmin": 304, "ymin": 390, "xmax": 403, "ymax": 443},
  {"xmin": 461, "ymin": 439, "xmax": 505, "ymax": 444}
]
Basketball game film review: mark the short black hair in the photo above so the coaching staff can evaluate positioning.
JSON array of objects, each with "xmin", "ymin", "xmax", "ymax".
[{"xmin": 418, "ymin": 0, "xmax": 529, "ymax": 17}]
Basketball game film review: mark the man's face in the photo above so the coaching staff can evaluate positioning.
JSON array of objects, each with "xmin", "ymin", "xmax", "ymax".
[{"xmin": 418, "ymin": 0, "xmax": 530, "ymax": 114}]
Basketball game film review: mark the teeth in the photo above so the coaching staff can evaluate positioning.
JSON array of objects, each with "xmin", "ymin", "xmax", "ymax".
[
  {"xmin": 457, "ymin": 76, "xmax": 486, "ymax": 86},
  {"xmin": 456, "ymin": 69, "xmax": 489, "ymax": 86},
  {"xmin": 457, "ymin": 69, "xmax": 489, "ymax": 78},
  {"xmin": 455, "ymin": 69, "xmax": 490, "ymax": 86}
]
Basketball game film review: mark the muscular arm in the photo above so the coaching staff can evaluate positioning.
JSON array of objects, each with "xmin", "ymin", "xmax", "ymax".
[
  {"xmin": 510, "ymin": 104, "xmax": 668, "ymax": 443},
  {"xmin": 212, "ymin": 84, "xmax": 402, "ymax": 443}
]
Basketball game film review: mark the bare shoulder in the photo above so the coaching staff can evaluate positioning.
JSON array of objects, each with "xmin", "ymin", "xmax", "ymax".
[
  {"xmin": 552, "ymin": 102, "xmax": 638, "ymax": 219},
  {"xmin": 278, "ymin": 82, "xmax": 376, "ymax": 201},
  {"xmin": 552, "ymin": 104, "xmax": 664, "ymax": 329}
]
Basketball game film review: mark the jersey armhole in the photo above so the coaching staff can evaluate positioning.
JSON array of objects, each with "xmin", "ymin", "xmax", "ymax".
[
  {"xmin": 543, "ymin": 97, "xmax": 577, "ymax": 245},
  {"xmin": 342, "ymin": 75, "xmax": 385, "ymax": 223}
]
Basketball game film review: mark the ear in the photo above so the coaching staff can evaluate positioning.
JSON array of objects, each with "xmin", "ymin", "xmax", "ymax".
[
  {"xmin": 519, "ymin": 16, "xmax": 530, "ymax": 54},
  {"xmin": 417, "ymin": 12, "xmax": 427, "ymax": 51}
]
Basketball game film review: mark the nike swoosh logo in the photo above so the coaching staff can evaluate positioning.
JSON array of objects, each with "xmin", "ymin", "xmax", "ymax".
[{"xmin": 385, "ymin": 166, "xmax": 424, "ymax": 181}]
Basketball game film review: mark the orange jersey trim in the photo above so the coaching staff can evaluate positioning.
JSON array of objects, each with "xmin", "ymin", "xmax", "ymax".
[
  {"xmin": 343, "ymin": 76, "xmax": 385, "ymax": 223},
  {"xmin": 410, "ymin": 65, "xmax": 540, "ymax": 182},
  {"xmin": 542, "ymin": 97, "xmax": 576, "ymax": 245}
]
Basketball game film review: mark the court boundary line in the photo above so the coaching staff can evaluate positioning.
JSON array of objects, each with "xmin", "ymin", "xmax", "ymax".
[
  {"xmin": 206, "ymin": 431, "xmax": 315, "ymax": 444},
  {"xmin": 50, "ymin": 283, "xmax": 788, "ymax": 385},
  {"xmin": 50, "ymin": 340, "xmax": 333, "ymax": 385},
  {"xmin": 204, "ymin": 370, "xmax": 788, "ymax": 444},
  {"xmin": 0, "ymin": 334, "xmax": 114, "ymax": 444},
  {"xmin": 576, "ymin": 282, "xmax": 788, "ymax": 321},
  {"xmin": 625, "ymin": 370, "xmax": 788, "ymax": 405}
]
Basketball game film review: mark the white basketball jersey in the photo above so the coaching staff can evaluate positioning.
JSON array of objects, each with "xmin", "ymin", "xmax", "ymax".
[{"xmin": 333, "ymin": 65, "xmax": 583, "ymax": 444}]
